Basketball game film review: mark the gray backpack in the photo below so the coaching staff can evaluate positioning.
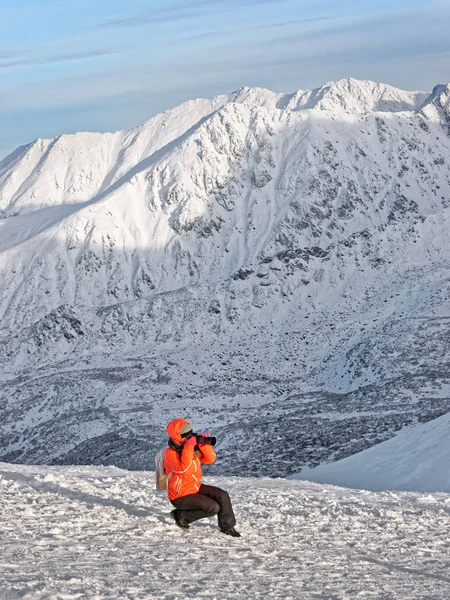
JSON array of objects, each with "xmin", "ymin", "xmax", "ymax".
[{"xmin": 155, "ymin": 448, "xmax": 172, "ymax": 491}]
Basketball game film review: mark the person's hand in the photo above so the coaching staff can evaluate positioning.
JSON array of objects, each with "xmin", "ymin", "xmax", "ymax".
[
  {"xmin": 184, "ymin": 436, "xmax": 196, "ymax": 447},
  {"xmin": 196, "ymin": 433, "xmax": 211, "ymax": 448}
]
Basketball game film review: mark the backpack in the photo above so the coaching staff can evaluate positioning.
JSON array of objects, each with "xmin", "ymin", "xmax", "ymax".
[{"xmin": 155, "ymin": 448, "xmax": 172, "ymax": 491}]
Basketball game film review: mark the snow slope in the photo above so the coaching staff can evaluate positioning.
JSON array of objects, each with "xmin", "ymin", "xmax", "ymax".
[
  {"xmin": 2, "ymin": 462, "xmax": 450, "ymax": 599},
  {"xmin": 1, "ymin": 78, "xmax": 450, "ymax": 474},
  {"xmin": 291, "ymin": 410, "xmax": 450, "ymax": 493}
]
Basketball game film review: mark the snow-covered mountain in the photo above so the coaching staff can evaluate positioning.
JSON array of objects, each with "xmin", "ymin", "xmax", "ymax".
[
  {"xmin": 2, "ymin": 462, "xmax": 450, "ymax": 599},
  {"xmin": 292, "ymin": 409, "xmax": 450, "ymax": 492},
  {"xmin": 1, "ymin": 78, "xmax": 450, "ymax": 475}
]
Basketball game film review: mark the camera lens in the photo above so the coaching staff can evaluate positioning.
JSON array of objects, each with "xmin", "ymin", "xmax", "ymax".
[{"xmin": 195, "ymin": 434, "xmax": 217, "ymax": 446}]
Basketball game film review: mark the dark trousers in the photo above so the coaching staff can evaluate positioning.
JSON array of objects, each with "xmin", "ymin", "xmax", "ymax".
[{"xmin": 171, "ymin": 484, "xmax": 236, "ymax": 532}]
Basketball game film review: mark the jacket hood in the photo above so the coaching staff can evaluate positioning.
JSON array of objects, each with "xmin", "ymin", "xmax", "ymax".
[{"xmin": 166, "ymin": 418, "xmax": 192, "ymax": 443}]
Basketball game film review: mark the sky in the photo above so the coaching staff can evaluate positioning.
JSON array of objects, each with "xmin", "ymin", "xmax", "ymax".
[{"xmin": 0, "ymin": 0, "xmax": 449, "ymax": 160}]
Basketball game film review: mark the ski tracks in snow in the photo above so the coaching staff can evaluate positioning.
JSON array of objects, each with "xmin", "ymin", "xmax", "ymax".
[{"xmin": 1, "ymin": 464, "xmax": 450, "ymax": 599}]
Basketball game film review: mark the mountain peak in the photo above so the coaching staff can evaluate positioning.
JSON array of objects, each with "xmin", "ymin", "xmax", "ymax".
[
  {"xmin": 310, "ymin": 77, "xmax": 428, "ymax": 114},
  {"xmin": 229, "ymin": 85, "xmax": 283, "ymax": 109},
  {"xmin": 421, "ymin": 82, "xmax": 450, "ymax": 132}
]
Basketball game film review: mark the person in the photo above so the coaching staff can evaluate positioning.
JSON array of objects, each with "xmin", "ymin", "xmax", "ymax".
[{"xmin": 164, "ymin": 418, "xmax": 241, "ymax": 537}]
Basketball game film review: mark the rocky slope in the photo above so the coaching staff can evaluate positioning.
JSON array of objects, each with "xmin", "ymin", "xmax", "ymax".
[
  {"xmin": 292, "ymin": 409, "xmax": 450, "ymax": 492},
  {"xmin": 1, "ymin": 78, "xmax": 450, "ymax": 475}
]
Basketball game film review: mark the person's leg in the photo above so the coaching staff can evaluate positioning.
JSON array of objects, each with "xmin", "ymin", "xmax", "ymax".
[
  {"xmin": 198, "ymin": 484, "xmax": 236, "ymax": 532},
  {"xmin": 171, "ymin": 492, "xmax": 220, "ymax": 525}
]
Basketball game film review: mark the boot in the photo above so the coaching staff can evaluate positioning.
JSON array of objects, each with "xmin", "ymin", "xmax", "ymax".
[
  {"xmin": 221, "ymin": 527, "xmax": 241, "ymax": 537},
  {"xmin": 170, "ymin": 509, "xmax": 190, "ymax": 529}
]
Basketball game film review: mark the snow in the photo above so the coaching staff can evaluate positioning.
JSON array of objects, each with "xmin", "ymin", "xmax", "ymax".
[
  {"xmin": 1, "ymin": 73, "xmax": 450, "ymax": 593},
  {"xmin": 2, "ymin": 462, "xmax": 450, "ymax": 599},
  {"xmin": 291, "ymin": 411, "xmax": 450, "ymax": 493}
]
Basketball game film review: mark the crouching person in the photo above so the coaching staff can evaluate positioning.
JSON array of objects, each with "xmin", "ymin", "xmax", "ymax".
[{"xmin": 164, "ymin": 418, "xmax": 241, "ymax": 537}]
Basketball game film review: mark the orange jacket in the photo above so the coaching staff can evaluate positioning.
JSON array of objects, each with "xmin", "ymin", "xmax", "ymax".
[{"xmin": 164, "ymin": 418, "xmax": 216, "ymax": 501}]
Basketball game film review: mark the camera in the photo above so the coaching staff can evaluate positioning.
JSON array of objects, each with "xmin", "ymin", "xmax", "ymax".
[{"xmin": 192, "ymin": 433, "xmax": 217, "ymax": 446}]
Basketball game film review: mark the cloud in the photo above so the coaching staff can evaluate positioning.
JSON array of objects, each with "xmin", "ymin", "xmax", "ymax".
[
  {"xmin": 0, "ymin": 49, "xmax": 17, "ymax": 59},
  {"xmin": 0, "ymin": 48, "xmax": 122, "ymax": 70},
  {"xmin": 171, "ymin": 13, "xmax": 345, "ymax": 43},
  {"xmin": 257, "ymin": 15, "xmax": 347, "ymax": 30},
  {"xmin": 249, "ymin": 1, "xmax": 450, "ymax": 63},
  {"xmin": 101, "ymin": 0, "xmax": 289, "ymax": 28}
]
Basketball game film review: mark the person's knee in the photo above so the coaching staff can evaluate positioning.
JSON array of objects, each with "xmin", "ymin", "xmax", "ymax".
[
  {"xmin": 206, "ymin": 502, "xmax": 220, "ymax": 515},
  {"xmin": 219, "ymin": 490, "xmax": 230, "ymax": 503}
]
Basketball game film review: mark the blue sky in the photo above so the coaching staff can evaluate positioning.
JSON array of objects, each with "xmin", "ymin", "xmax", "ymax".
[{"xmin": 1, "ymin": 0, "xmax": 449, "ymax": 159}]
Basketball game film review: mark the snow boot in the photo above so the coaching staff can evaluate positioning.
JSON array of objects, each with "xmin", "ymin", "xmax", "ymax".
[
  {"xmin": 170, "ymin": 509, "xmax": 190, "ymax": 529},
  {"xmin": 221, "ymin": 527, "xmax": 241, "ymax": 538}
]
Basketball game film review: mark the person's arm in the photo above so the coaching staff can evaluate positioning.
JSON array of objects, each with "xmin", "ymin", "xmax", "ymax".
[
  {"xmin": 164, "ymin": 440, "xmax": 195, "ymax": 473},
  {"xmin": 198, "ymin": 444, "xmax": 216, "ymax": 464}
]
